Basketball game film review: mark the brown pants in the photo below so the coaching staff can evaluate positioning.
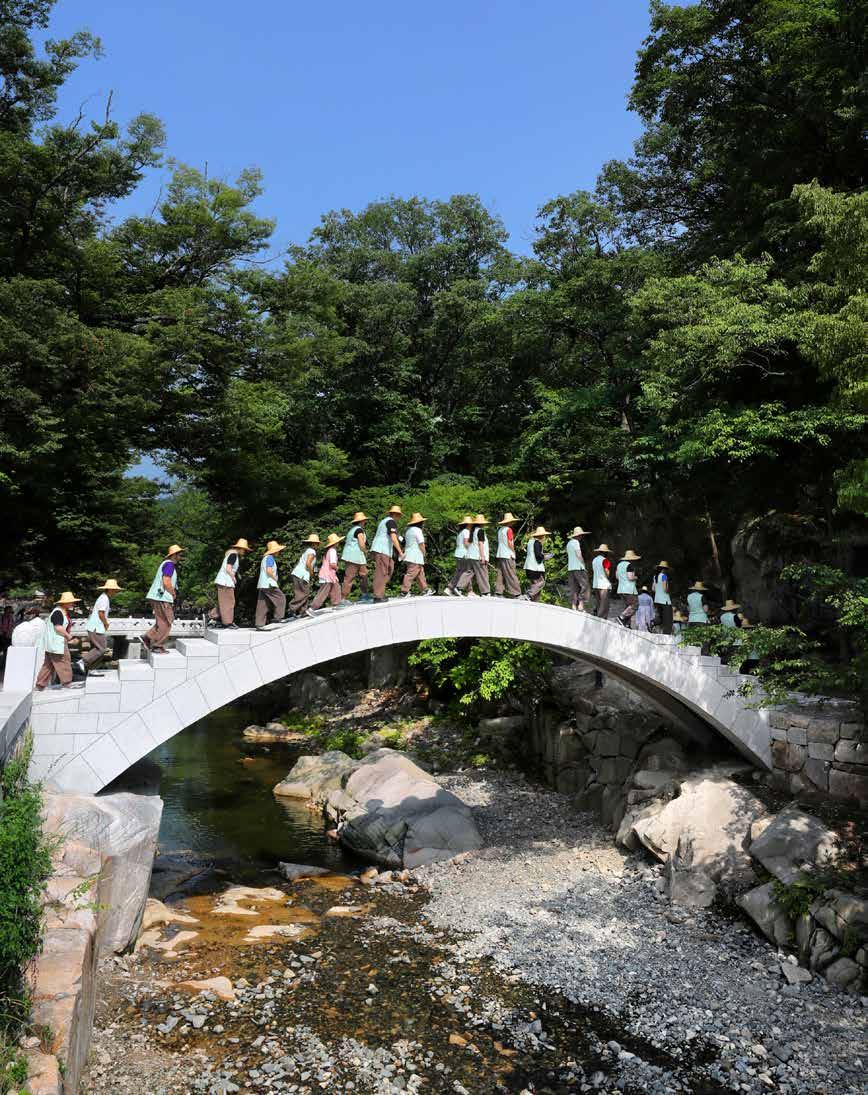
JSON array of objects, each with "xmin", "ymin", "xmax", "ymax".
[
  {"xmin": 457, "ymin": 560, "xmax": 490, "ymax": 595},
  {"xmin": 36, "ymin": 645, "xmax": 72, "ymax": 688},
  {"xmin": 593, "ymin": 588, "xmax": 610, "ymax": 618},
  {"xmin": 255, "ymin": 587, "xmax": 286, "ymax": 627},
  {"xmin": 341, "ymin": 562, "xmax": 368, "ymax": 597},
  {"xmin": 401, "ymin": 563, "xmax": 428, "ymax": 593},
  {"xmin": 525, "ymin": 572, "xmax": 545, "ymax": 601},
  {"xmin": 82, "ymin": 631, "xmax": 108, "ymax": 668},
  {"xmin": 494, "ymin": 558, "xmax": 521, "ymax": 597},
  {"xmin": 568, "ymin": 570, "xmax": 591, "ymax": 609},
  {"xmin": 446, "ymin": 558, "xmax": 468, "ymax": 591},
  {"xmin": 290, "ymin": 576, "xmax": 312, "ymax": 615},
  {"xmin": 216, "ymin": 586, "xmax": 236, "ymax": 626},
  {"xmin": 620, "ymin": 594, "xmax": 638, "ymax": 624},
  {"xmin": 372, "ymin": 552, "xmax": 394, "ymax": 600},
  {"xmin": 311, "ymin": 581, "xmax": 342, "ymax": 610},
  {"xmin": 145, "ymin": 600, "xmax": 174, "ymax": 649}
]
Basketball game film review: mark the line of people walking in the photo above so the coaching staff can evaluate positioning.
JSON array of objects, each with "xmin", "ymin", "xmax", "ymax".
[{"xmin": 31, "ymin": 510, "xmax": 757, "ymax": 688}]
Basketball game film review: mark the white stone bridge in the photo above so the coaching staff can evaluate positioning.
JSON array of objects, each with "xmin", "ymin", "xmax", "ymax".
[{"xmin": 3, "ymin": 598, "xmax": 771, "ymax": 793}]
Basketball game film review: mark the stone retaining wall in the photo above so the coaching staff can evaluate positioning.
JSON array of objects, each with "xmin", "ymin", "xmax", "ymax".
[{"xmin": 768, "ymin": 698, "xmax": 867, "ymax": 805}]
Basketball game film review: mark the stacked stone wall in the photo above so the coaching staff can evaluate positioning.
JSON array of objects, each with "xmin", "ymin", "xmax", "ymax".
[{"xmin": 769, "ymin": 699, "xmax": 866, "ymax": 804}]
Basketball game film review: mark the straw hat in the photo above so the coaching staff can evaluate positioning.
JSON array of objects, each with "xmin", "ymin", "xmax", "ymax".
[
  {"xmin": 722, "ymin": 598, "xmax": 741, "ymax": 611},
  {"xmin": 673, "ymin": 610, "xmax": 688, "ymax": 623},
  {"xmin": 529, "ymin": 525, "xmax": 551, "ymax": 538},
  {"xmin": 689, "ymin": 581, "xmax": 707, "ymax": 592},
  {"xmin": 621, "ymin": 549, "xmax": 641, "ymax": 561},
  {"xmin": 407, "ymin": 512, "xmax": 426, "ymax": 524},
  {"xmin": 460, "ymin": 514, "xmax": 474, "ymax": 525},
  {"xmin": 498, "ymin": 512, "xmax": 519, "ymax": 525},
  {"xmin": 166, "ymin": 544, "xmax": 184, "ymax": 556},
  {"xmin": 324, "ymin": 533, "xmax": 345, "ymax": 547},
  {"xmin": 640, "ymin": 585, "xmax": 649, "ymax": 593},
  {"xmin": 593, "ymin": 543, "xmax": 612, "ymax": 553},
  {"xmin": 657, "ymin": 560, "xmax": 670, "ymax": 569},
  {"xmin": 386, "ymin": 505, "xmax": 403, "ymax": 516},
  {"xmin": 740, "ymin": 616, "xmax": 756, "ymax": 629},
  {"xmin": 303, "ymin": 534, "xmax": 321, "ymax": 545},
  {"xmin": 568, "ymin": 526, "xmax": 590, "ymax": 538},
  {"xmin": 96, "ymin": 579, "xmax": 122, "ymax": 592},
  {"xmin": 472, "ymin": 513, "xmax": 489, "ymax": 526},
  {"xmin": 56, "ymin": 592, "xmax": 81, "ymax": 605},
  {"xmin": 265, "ymin": 540, "xmax": 286, "ymax": 554},
  {"xmin": 230, "ymin": 538, "xmax": 251, "ymax": 552},
  {"xmin": 351, "ymin": 511, "xmax": 367, "ymax": 523}
]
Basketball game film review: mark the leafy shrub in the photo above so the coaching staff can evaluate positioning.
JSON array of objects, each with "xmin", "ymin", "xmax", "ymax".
[
  {"xmin": 410, "ymin": 637, "xmax": 552, "ymax": 714},
  {"xmin": 771, "ymin": 874, "xmax": 828, "ymax": 920}
]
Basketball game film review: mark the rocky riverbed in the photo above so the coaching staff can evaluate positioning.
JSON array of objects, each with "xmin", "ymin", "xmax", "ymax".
[{"xmin": 79, "ymin": 769, "xmax": 866, "ymax": 1095}]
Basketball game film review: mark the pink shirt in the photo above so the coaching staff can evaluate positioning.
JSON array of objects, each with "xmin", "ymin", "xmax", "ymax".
[{"xmin": 318, "ymin": 547, "xmax": 338, "ymax": 583}]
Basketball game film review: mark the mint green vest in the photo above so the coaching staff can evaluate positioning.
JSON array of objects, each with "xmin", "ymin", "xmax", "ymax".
[
  {"xmin": 403, "ymin": 526, "xmax": 425, "ymax": 565},
  {"xmin": 592, "ymin": 555, "xmax": 611, "ymax": 589},
  {"xmin": 454, "ymin": 529, "xmax": 469, "ymax": 559},
  {"xmin": 616, "ymin": 560, "xmax": 637, "ymax": 595},
  {"xmin": 496, "ymin": 526, "xmax": 515, "ymax": 560},
  {"xmin": 147, "ymin": 560, "xmax": 177, "ymax": 602},
  {"xmin": 292, "ymin": 547, "xmax": 316, "ymax": 582},
  {"xmin": 524, "ymin": 539, "xmax": 544, "ymax": 573},
  {"xmin": 687, "ymin": 591, "xmax": 708, "ymax": 623},
  {"xmin": 43, "ymin": 608, "xmax": 68, "ymax": 654},
  {"xmin": 214, "ymin": 551, "xmax": 239, "ymax": 589},
  {"xmin": 371, "ymin": 517, "xmax": 395, "ymax": 556},
  {"xmin": 258, "ymin": 554, "xmax": 279, "ymax": 590},
  {"xmin": 653, "ymin": 572, "xmax": 671, "ymax": 606},
  {"xmin": 466, "ymin": 529, "xmax": 484, "ymax": 561},
  {"xmin": 341, "ymin": 525, "xmax": 366, "ymax": 565},
  {"xmin": 86, "ymin": 594, "xmax": 109, "ymax": 634},
  {"xmin": 566, "ymin": 538, "xmax": 585, "ymax": 571},
  {"xmin": 721, "ymin": 611, "xmax": 738, "ymax": 629}
]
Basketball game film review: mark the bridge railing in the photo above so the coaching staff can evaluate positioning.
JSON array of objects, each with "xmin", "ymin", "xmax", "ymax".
[{"xmin": 68, "ymin": 617, "xmax": 206, "ymax": 638}]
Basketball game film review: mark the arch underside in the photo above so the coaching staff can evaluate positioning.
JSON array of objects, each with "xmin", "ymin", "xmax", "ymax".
[{"xmin": 35, "ymin": 599, "xmax": 772, "ymax": 794}]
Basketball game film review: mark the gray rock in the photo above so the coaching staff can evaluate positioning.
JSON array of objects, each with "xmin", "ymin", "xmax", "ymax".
[
  {"xmin": 632, "ymin": 770, "xmax": 676, "ymax": 792},
  {"xmin": 749, "ymin": 804, "xmax": 840, "ymax": 884},
  {"xmin": 780, "ymin": 962, "xmax": 812, "ymax": 985},
  {"xmin": 278, "ymin": 862, "xmax": 331, "ymax": 882},
  {"xmin": 737, "ymin": 882, "xmax": 793, "ymax": 946},
  {"xmin": 476, "ymin": 715, "xmax": 527, "ymax": 738},
  {"xmin": 273, "ymin": 751, "xmax": 358, "ymax": 801},
  {"xmin": 824, "ymin": 957, "xmax": 861, "ymax": 992}
]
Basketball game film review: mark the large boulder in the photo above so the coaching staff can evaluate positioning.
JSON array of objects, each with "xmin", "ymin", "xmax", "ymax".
[
  {"xmin": 333, "ymin": 749, "xmax": 482, "ymax": 869},
  {"xmin": 749, "ymin": 804, "xmax": 840, "ymax": 884},
  {"xmin": 737, "ymin": 881, "xmax": 793, "ymax": 946},
  {"xmin": 43, "ymin": 791, "xmax": 163, "ymax": 954},
  {"xmin": 629, "ymin": 771, "xmax": 767, "ymax": 903},
  {"xmin": 273, "ymin": 751, "xmax": 358, "ymax": 801}
]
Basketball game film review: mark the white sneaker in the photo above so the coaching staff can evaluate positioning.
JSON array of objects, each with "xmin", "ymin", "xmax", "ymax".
[
  {"xmin": 401, "ymin": 592, "xmax": 412, "ymax": 598},
  {"xmin": 443, "ymin": 587, "xmax": 454, "ymax": 597},
  {"xmin": 422, "ymin": 589, "xmax": 434, "ymax": 597},
  {"xmin": 467, "ymin": 591, "xmax": 479, "ymax": 598},
  {"xmin": 304, "ymin": 609, "xmax": 315, "ymax": 618}
]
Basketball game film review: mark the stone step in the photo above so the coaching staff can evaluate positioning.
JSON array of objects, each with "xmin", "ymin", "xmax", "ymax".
[
  {"xmin": 176, "ymin": 637, "xmax": 221, "ymax": 658},
  {"xmin": 85, "ymin": 669, "xmax": 120, "ymax": 694},
  {"xmin": 118, "ymin": 658, "xmax": 155, "ymax": 681},
  {"xmin": 147, "ymin": 648, "xmax": 186, "ymax": 670},
  {"xmin": 204, "ymin": 627, "xmax": 252, "ymax": 648}
]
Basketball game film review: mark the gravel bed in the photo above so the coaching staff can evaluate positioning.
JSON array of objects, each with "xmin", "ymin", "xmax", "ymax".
[{"xmin": 415, "ymin": 770, "xmax": 867, "ymax": 1094}]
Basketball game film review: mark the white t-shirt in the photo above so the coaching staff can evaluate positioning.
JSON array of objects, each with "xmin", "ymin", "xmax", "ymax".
[
  {"xmin": 11, "ymin": 617, "xmax": 44, "ymax": 646},
  {"xmin": 93, "ymin": 593, "xmax": 110, "ymax": 617}
]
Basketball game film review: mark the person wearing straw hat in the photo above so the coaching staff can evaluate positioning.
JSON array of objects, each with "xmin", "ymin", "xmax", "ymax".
[
  {"xmin": 591, "ymin": 544, "xmax": 613, "ymax": 618},
  {"xmin": 370, "ymin": 505, "xmax": 405, "ymax": 602},
  {"xmin": 720, "ymin": 599, "xmax": 742, "ymax": 629},
  {"xmin": 457, "ymin": 514, "xmax": 491, "ymax": 596},
  {"xmin": 400, "ymin": 513, "xmax": 434, "ymax": 597},
  {"xmin": 443, "ymin": 515, "xmax": 473, "ymax": 597},
  {"xmin": 672, "ymin": 609, "xmax": 687, "ymax": 637},
  {"xmin": 289, "ymin": 535, "xmax": 320, "ymax": 617},
  {"xmin": 652, "ymin": 561, "xmax": 673, "ymax": 635},
  {"xmin": 737, "ymin": 617, "xmax": 760, "ymax": 671},
  {"xmin": 78, "ymin": 579, "xmax": 122, "ymax": 673},
  {"xmin": 311, "ymin": 533, "xmax": 345, "ymax": 610},
  {"xmin": 566, "ymin": 526, "xmax": 591, "ymax": 611},
  {"xmin": 686, "ymin": 581, "xmax": 709, "ymax": 625},
  {"xmin": 616, "ymin": 549, "xmax": 642, "ymax": 628},
  {"xmin": 35, "ymin": 592, "xmax": 83, "ymax": 689},
  {"xmin": 212, "ymin": 538, "xmax": 251, "ymax": 629},
  {"xmin": 522, "ymin": 525, "xmax": 551, "ymax": 601},
  {"xmin": 494, "ymin": 513, "xmax": 522, "ymax": 598},
  {"xmin": 144, "ymin": 544, "xmax": 184, "ymax": 653},
  {"xmin": 255, "ymin": 540, "xmax": 287, "ymax": 629},
  {"xmin": 341, "ymin": 512, "xmax": 370, "ymax": 601}
]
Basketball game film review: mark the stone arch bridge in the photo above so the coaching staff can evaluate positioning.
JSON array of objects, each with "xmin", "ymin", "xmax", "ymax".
[{"xmin": 6, "ymin": 598, "xmax": 770, "ymax": 793}]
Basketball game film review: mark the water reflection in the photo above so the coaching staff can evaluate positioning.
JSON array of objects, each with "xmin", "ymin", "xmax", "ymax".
[{"xmin": 142, "ymin": 704, "xmax": 351, "ymax": 875}]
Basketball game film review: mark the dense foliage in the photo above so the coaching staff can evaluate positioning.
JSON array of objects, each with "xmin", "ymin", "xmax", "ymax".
[
  {"xmin": 0, "ymin": 742, "xmax": 53, "ymax": 1092},
  {"xmin": 0, "ymin": 1, "xmax": 865, "ymax": 676}
]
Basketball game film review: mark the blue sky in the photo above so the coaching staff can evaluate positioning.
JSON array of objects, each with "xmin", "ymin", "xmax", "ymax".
[{"xmin": 47, "ymin": 0, "xmax": 658, "ymax": 256}]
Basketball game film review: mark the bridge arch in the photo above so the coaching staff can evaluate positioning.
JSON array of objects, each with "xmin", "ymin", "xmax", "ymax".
[{"xmin": 29, "ymin": 598, "xmax": 771, "ymax": 794}]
